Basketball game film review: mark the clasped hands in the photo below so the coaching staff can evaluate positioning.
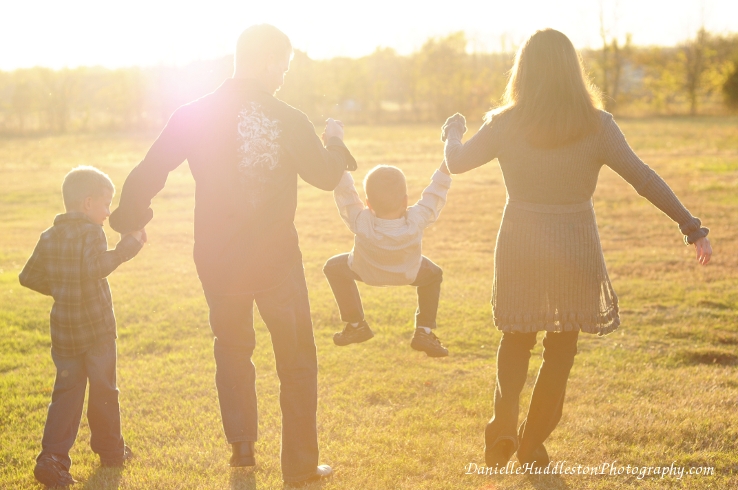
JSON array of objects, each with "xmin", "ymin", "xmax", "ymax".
[
  {"xmin": 124, "ymin": 228, "xmax": 147, "ymax": 246},
  {"xmin": 321, "ymin": 118, "xmax": 344, "ymax": 144}
]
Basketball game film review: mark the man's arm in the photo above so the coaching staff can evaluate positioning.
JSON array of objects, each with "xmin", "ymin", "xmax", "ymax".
[
  {"xmin": 109, "ymin": 107, "xmax": 191, "ymax": 234},
  {"xmin": 82, "ymin": 229, "xmax": 143, "ymax": 281},
  {"xmin": 286, "ymin": 115, "xmax": 357, "ymax": 191},
  {"xmin": 18, "ymin": 237, "xmax": 52, "ymax": 296}
]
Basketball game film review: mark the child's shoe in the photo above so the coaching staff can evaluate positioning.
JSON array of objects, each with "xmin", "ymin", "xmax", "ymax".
[
  {"xmin": 410, "ymin": 328, "xmax": 449, "ymax": 357},
  {"xmin": 333, "ymin": 320, "xmax": 374, "ymax": 346},
  {"xmin": 100, "ymin": 445, "xmax": 133, "ymax": 467},
  {"xmin": 34, "ymin": 454, "xmax": 77, "ymax": 487}
]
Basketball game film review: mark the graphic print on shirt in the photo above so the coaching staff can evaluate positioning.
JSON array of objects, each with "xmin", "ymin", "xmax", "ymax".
[{"xmin": 236, "ymin": 102, "xmax": 282, "ymax": 206}]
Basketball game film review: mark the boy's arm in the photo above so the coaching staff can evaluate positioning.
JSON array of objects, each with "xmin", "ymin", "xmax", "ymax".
[
  {"xmin": 18, "ymin": 237, "xmax": 52, "ymax": 296},
  {"xmin": 406, "ymin": 165, "xmax": 453, "ymax": 229},
  {"xmin": 109, "ymin": 106, "xmax": 191, "ymax": 234},
  {"xmin": 333, "ymin": 171, "xmax": 365, "ymax": 233},
  {"xmin": 82, "ymin": 228, "xmax": 143, "ymax": 280}
]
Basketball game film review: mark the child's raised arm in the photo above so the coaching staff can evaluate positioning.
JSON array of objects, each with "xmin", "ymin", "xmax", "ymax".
[
  {"xmin": 333, "ymin": 172, "xmax": 365, "ymax": 233},
  {"xmin": 406, "ymin": 164, "xmax": 452, "ymax": 229}
]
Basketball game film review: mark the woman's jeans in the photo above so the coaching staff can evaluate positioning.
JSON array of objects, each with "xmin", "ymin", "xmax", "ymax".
[{"xmin": 486, "ymin": 330, "xmax": 579, "ymax": 461}]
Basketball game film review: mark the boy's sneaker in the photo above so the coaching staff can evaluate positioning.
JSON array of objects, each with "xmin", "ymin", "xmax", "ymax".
[
  {"xmin": 34, "ymin": 454, "xmax": 77, "ymax": 487},
  {"xmin": 100, "ymin": 445, "xmax": 133, "ymax": 468},
  {"xmin": 410, "ymin": 328, "xmax": 449, "ymax": 357},
  {"xmin": 333, "ymin": 320, "xmax": 374, "ymax": 346}
]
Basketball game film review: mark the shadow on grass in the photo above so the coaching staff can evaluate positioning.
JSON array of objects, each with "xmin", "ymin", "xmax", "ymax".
[
  {"xmin": 229, "ymin": 468, "xmax": 256, "ymax": 489},
  {"xmin": 80, "ymin": 466, "xmax": 122, "ymax": 490},
  {"xmin": 527, "ymin": 474, "xmax": 570, "ymax": 489},
  {"xmin": 675, "ymin": 348, "xmax": 738, "ymax": 366},
  {"xmin": 281, "ymin": 481, "xmax": 327, "ymax": 490}
]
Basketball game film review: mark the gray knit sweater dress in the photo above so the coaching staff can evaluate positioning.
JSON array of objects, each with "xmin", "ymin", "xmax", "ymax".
[{"xmin": 444, "ymin": 110, "xmax": 709, "ymax": 336}]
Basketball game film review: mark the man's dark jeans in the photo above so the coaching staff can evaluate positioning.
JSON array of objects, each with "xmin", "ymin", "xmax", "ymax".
[
  {"xmin": 486, "ymin": 330, "xmax": 579, "ymax": 461},
  {"xmin": 38, "ymin": 338, "xmax": 124, "ymax": 470},
  {"xmin": 205, "ymin": 264, "xmax": 318, "ymax": 483},
  {"xmin": 323, "ymin": 254, "xmax": 443, "ymax": 329}
]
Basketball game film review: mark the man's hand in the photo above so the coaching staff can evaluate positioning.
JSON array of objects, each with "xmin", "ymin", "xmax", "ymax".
[
  {"xmin": 439, "ymin": 160, "xmax": 451, "ymax": 175},
  {"xmin": 322, "ymin": 118, "xmax": 344, "ymax": 144},
  {"xmin": 694, "ymin": 236, "xmax": 712, "ymax": 265}
]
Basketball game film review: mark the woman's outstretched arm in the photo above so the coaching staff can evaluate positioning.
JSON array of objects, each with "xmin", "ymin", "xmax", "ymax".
[
  {"xmin": 442, "ymin": 113, "xmax": 500, "ymax": 174},
  {"xmin": 600, "ymin": 115, "xmax": 712, "ymax": 264}
]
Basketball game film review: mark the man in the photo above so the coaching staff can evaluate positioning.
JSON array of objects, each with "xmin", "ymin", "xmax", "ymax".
[{"xmin": 109, "ymin": 24, "xmax": 356, "ymax": 486}]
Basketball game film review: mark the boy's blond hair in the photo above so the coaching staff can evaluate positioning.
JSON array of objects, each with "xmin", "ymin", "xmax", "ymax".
[
  {"xmin": 363, "ymin": 165, "xmax": 407, "ymax": 216},
  {"xmin": 62, "ymin": 166, "xmax": 115, "ymax": 210}
]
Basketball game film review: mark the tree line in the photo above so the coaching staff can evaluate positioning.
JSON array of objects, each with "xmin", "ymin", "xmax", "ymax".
[{"xmin": 1, "ymin": 29, "xmax": 737, "ymax": 135}]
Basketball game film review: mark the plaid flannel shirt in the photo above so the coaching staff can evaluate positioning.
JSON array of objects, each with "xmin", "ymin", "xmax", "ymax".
[{"xmin": 19, "ymin": 212, "xmax": 142, "ymax": 357}]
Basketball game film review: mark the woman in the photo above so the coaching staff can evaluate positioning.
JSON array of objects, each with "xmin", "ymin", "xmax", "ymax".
[{"xmin": 442, "ymin": 29, "xmax": 712, "ymax": 468}]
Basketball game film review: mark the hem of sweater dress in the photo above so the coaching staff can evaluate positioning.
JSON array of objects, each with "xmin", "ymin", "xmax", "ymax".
[
  {"xmin": 495, "ymin": 317, "xmax": 621, "ymax": 336},
  {"xmin": 493, "ymin": 305, "xmax": 621, "ymax": 337}
]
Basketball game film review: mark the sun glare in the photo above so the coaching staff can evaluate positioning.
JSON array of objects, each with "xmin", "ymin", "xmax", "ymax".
[{"xmin": 2, "ymin": 0, "xmax": 737, "ymax": 70}]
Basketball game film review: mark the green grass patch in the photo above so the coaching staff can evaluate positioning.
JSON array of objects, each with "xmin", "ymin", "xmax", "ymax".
[{"xmin": 1, "ymin": 118, "xmax": 737, "ymax": 489}]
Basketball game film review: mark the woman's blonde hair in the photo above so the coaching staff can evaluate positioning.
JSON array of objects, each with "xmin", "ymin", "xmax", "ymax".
[{"xmin": 486, "ymin": 29, "xmax": 603, "ymax": 148}]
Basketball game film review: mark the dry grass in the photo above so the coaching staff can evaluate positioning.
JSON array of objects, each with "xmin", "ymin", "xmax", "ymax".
[{"xmin": 1, "ymin": 117, "xmax": 737, "ymax": 489}]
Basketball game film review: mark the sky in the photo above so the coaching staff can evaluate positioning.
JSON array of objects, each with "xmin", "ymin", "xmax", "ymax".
[{"xmin": 2, "ymin": 0, "xmax": 737, "ymax": 70}]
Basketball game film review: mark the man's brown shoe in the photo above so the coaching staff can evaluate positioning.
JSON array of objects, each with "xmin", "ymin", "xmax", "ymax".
[
  {"xmin": 230, "ymin": 441, "xmax": 256, "ymax": 467},
  {"xmin": 100, "ymin": 445, "xmax": 133, "ymax": 468},
  {"xmin": 34, "ymin": 454, "xmax": 77, "ymax": 487}
]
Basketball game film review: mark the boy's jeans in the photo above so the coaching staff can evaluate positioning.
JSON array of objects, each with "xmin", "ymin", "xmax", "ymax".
[
  {"xmin": 323, "ymin": 254, "xmax": 443, "ymax": 329},
  {"xmin": 204, "ymin": 263, "xmax": 319, "ymax": 483},
  {"xmin": 486, "ymin": 330, "xmax": 579, "ymax": 460},
  {"xmin": 38, "ymin": 338, "xmax": 124, "ymax": 470}
]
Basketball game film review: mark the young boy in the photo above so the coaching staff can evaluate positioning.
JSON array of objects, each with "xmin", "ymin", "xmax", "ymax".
[
  {"xmin": 323, "ymin": 160, "xmax": 452, "ymax": 357},
  {"xmin": 19, "ymin": 166, "xmax": 145, "ymax": 487}
]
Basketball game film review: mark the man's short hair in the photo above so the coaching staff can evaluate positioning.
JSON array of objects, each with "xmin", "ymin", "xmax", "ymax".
[
  {"xmin": 62, "ymin": 166, "xmax": 114, "ymax": 210},
  {"xmin": 235, "ymin": 24, "xmax": 292, "ymax": 71},
  {"xmin": 363, "ymin": 165, "xmax": 407, "ymax": 216}
]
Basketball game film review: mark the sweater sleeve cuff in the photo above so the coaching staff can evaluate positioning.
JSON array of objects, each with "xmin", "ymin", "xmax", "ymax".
[
  {"xmin": 325, "ymin": 136, "xmax": 347, "ymax": 149},
  {"xmin": 431, "ymin": 169, "xmax": 453, "ymax": 187},
  {"xmin": 326, "ymin": 137, "xmax": 357, "ymax": 171},
  {"xmin": 109, "ymin": 206, "xmax": 153, "ymax": 234},
  {"xmin": 115, "ymin": 234, "xmax": 144, "ymax": 261},
  {"xmin": 679, "ymin": 217, "xmax": 709, "ymax": 245},
  {"xmin": 443, "ymin": 125, "xmax": 465, "ymax": 142},
  {"xmin": 684, "ymin": 227, "xmax": 709, "ymax": 245}
]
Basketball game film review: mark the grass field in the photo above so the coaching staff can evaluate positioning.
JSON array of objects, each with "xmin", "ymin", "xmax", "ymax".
[{"xmin": 1, "ymin": 117, "xmax": 737, "ymax": 489}]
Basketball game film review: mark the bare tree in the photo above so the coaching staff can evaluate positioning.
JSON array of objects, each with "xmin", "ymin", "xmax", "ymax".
[
  {"xmin": 682, "ymin": 27, "xmax": 713, "ymax": 116},
  {"xmin": 598, "ymin": 1, "xmax": 630, "ymax": 111}
]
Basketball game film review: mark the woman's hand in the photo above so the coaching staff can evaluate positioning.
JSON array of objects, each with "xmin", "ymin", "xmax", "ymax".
[
  {"xmin": 441, "ymin": 113, "xmax": 467, "ymax": 142},
  {"xmin": 693, "ymin": 236, "xmax": 712, "ymax": 265}
]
